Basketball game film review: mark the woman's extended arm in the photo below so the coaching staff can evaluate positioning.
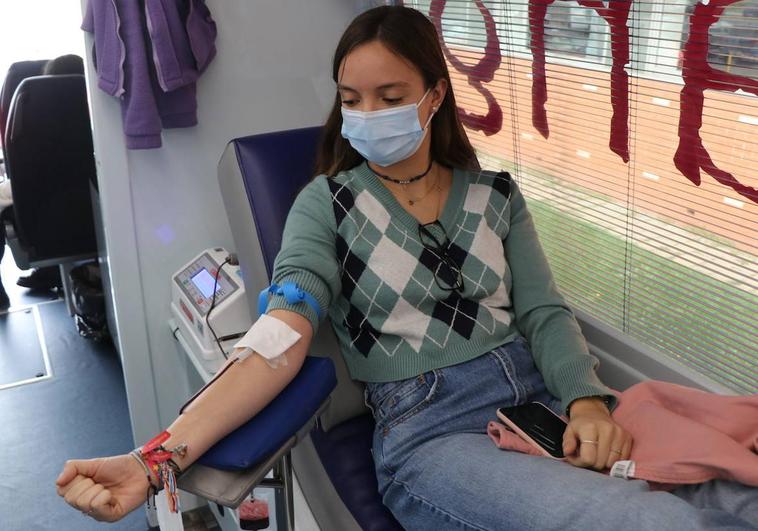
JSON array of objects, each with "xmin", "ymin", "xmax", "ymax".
[
  {"xmin": 56, "ymin": 309, "xmax": 312, "ymax": 522},
  {"xmin": 158, "ymin": 309, "xmax": 312, "ymax": 473}
]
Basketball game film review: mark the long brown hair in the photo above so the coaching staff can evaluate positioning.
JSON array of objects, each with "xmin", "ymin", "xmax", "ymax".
[{"xmin": 314, "ymin": 5, "xmax": 478, "ymax": 177}]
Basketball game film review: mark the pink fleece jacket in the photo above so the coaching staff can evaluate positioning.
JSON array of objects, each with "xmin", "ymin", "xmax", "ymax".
[{"xmin": 487, "ymin": 380, "xmax": 758, "ymax": 490}]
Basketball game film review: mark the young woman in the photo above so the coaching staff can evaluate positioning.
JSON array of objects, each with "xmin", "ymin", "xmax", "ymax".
[{"xmin": 56, "ymin": 6, "xmax": 757, "ymax": 529}]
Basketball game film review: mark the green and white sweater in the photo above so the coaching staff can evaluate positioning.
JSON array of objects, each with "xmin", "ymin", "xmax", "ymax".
[{"xmin": 266, "ymin": 162, "xmax": 614, "ymax": 412}]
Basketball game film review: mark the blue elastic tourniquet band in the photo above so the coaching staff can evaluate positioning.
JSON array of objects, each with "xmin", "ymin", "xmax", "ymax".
[{"xmin": 258, "ymin": 282, "xmax": 322, "ymax": 320}]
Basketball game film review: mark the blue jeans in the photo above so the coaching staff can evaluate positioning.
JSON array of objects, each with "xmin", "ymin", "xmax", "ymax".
[{"xmin": 364, "ymin": 337, "xmax": 758, "ymax": 530}]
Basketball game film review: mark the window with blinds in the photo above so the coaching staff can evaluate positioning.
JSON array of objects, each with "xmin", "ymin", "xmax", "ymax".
[{"xmin": 404, "ymin": 0, "xmax": 757, "ymax": 393}]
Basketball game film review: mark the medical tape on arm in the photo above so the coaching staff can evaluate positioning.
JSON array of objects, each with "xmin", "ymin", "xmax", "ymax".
[{"xmin": 232, "ymin": 314, "xmax": 301, "ymax": 369}]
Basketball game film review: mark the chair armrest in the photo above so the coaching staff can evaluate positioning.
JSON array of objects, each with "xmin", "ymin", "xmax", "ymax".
[
  {"xmin": 176, "ymin": 356, "xmax": 337, "ymax": 506},
  {"xmin": 177, "ymin": 397, "xmax": 330, "ymax": 509},
  {"xmin": 195, "ymin": 355, "xmax": 337, "ymax": 470},
  {"xmin": 177, "ymin": 436, "xmax": 298, "ymax": 509}
]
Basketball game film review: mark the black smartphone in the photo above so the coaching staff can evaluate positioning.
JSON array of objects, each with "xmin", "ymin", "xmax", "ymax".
[{"xmin": 497, "ymin": 402, "xmax": 567, "ymax": 459}]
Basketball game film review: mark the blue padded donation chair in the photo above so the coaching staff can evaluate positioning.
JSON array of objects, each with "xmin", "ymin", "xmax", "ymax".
[{"xmin": 210, "ymin": 127, "xmax": 404, "ymax": 530}]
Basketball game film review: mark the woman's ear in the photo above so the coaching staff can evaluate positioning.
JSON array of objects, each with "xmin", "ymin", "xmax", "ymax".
[{"xmin": 431, "ymin": 78, "xmax": 448, "ymax": 112}]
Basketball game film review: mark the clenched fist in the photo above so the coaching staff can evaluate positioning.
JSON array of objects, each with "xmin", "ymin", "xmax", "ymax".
[{"xmin": 56, "ymin": 454, "xmax": 153, "ymax": 522}]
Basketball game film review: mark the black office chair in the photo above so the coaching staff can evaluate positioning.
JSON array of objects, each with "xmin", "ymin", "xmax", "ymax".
[
  {"xmin": 0, "ymin": 59, "xmax": 49, "ymax": 154},
  {"xmin": 2, "ymin": 74, "xmax": 97, "ymax": 295}
]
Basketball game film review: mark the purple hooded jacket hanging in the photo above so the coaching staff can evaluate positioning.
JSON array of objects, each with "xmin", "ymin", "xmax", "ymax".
[{"xmin": 82, "ymin": 0, "xmax": 217, "ymax": 149}]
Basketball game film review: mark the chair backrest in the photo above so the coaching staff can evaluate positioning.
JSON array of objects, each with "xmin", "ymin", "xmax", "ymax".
[
  {"xmin": 233, "ymin": 127, "xmax": 322, "ymax": 278},
  {"xmin": 218, "ymin": 127, "xmax": 370, "ymax": 430},
  {"xmin": 0, "ymin": 59, "xmax": 49, "ymax": 151},
  {"xmin": 3, "ymin": 74, "xmax": 97, "ymax": 264}
]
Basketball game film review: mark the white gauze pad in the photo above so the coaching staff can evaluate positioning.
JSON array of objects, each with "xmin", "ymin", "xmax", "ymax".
[{"xmin": 232, "ymin": 314, "xmax": 302, "ymax": 369}]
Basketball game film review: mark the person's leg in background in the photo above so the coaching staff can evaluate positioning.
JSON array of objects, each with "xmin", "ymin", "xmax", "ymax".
[
  {"xmin": 0, "ymin": 207, "xmax": 8, "ymax": 309},
  {"xmin": 16, "ymin": 265, "xmax": 62, "ymax": 290},
  {"xmin": 0, "ymin": 178, "xmax": 10, "ymax": 308},
  {"xmin": 0, "ymin": 202, "xmax": 61, "ymax": 296}
]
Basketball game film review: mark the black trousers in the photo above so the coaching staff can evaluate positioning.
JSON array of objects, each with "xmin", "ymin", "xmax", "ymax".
[
  {"xmin": 0, "ymin": 207, "xmax": 61, "ymax": 294},
  {"xmin": 0, "ymin": 206, "xmax": 9, "ymax": 294}
]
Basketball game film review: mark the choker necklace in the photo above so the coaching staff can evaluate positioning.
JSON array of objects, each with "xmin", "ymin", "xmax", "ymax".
[{"xmin": 369, "ymin": 158, "xmax": 434, "ymax": 185}]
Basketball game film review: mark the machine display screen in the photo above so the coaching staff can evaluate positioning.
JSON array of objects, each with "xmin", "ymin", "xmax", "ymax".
[{"xmin": 190, "ymin": 268, "xmax": 219, "ymax": 299}]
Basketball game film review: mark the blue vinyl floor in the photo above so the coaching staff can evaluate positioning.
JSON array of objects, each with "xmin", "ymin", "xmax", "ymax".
[
  {"xmin": 0, "ymin": 255, "xmax": 147, "ymax": 530},
  {"xmin": 0, "ymin": 307, "xmax": 47, "ymax": 386}
]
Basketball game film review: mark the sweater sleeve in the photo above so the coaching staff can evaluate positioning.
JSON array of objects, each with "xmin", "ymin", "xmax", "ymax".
[
  {"xmin": 504, "ymin": 179, "xmax": 616, "ymax": 414},
  {"xmin": 264, "ymin": 176, "xmax": 341, "ymax": 334},
  {"xmin": 81, "ymin": 0, "xmax": 94, "ymax": 32}
]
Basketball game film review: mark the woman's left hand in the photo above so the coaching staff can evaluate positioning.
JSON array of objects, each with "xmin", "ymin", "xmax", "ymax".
[{"xmin": 562, "ymin": 397, "xmax": 632, "ymax": 470}]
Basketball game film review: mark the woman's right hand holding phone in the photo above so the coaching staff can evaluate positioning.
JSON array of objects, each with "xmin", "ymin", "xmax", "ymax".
[
  {"xmin": 56, "ymin": 454, "xmax": 154, "ymax": 522},
  {"xmin": 563, "ymin": 397, "xmax": 633, "ymax": 471}
]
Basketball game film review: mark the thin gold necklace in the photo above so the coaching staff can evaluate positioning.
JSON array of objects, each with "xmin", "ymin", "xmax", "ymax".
[{"xmin": 404, "ymin": 165, "xmax": 440, "ymax": 206}]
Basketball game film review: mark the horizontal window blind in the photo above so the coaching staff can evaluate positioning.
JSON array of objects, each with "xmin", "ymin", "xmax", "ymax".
[{"xmin": 405, "ymin": 0, "xmax": 757, "ymax": 393}]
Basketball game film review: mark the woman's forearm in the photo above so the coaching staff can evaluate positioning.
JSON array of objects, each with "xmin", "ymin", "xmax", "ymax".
[{"xmin": 150, "ymin": 310, "xmax": 313, "ymax": 473}]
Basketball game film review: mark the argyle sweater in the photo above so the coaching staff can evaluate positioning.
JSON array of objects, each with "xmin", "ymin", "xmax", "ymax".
[{"xmin": 266, "ymin": 162, "xmax": 615, "ymax": 412}]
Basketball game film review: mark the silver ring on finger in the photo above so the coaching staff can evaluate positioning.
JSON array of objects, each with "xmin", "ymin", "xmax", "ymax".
[{"xmin": 580, "ymin": 439, "xmax": 598, "ymax": 445}]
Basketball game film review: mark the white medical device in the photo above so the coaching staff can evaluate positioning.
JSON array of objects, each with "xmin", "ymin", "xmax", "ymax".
[{"xmin": 171, "ymin": 248, "xmax": 251, "ymax": 369}]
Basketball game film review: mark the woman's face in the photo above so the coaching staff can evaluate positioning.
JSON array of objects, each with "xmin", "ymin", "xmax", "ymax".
[{"xmin": 337, "ymin": 40, "xmax": 444, "ymax": 119}]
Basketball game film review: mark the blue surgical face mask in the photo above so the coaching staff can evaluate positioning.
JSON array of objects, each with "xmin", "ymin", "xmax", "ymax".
[{"xmin": 340, "ymin": 89, "xmax": 435, "ymax": 167}]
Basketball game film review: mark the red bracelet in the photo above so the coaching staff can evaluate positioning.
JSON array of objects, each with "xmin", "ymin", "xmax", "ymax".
[{"xmin": 137, "ymin": 431, "xmax": 187, "ymax": 513}]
